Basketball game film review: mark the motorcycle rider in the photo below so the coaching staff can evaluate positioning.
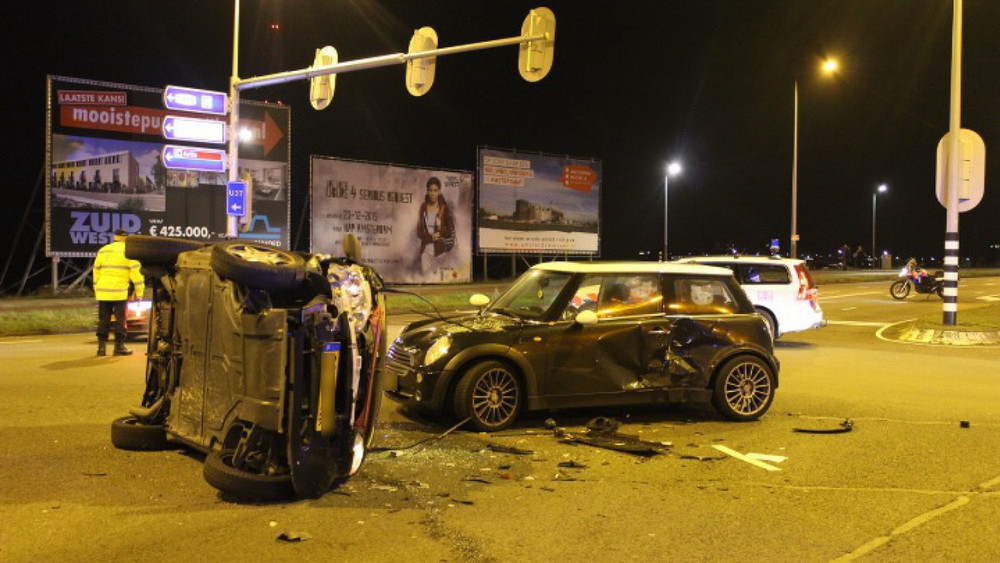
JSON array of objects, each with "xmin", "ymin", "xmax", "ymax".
[{"xmin": 905, "ymin": 258, "xmax": 928, "ymax": 285}]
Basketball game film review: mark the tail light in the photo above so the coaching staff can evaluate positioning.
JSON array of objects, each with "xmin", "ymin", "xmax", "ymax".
[{"xmin": 794, "ymin": 264, "xmax": 821, "ymax": 311}]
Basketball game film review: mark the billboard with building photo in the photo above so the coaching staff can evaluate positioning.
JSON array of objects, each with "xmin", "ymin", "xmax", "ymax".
[
  {"xmin": 46, "ymin": 75, "xmax": 291, "ymax": 256},
  {"xmin": 477, "ymin": 147, "xmax": 601, "ymax": 255},
  {"xmin": 310, "ymin": 156, "xmax": 473, "ymax": 284}
]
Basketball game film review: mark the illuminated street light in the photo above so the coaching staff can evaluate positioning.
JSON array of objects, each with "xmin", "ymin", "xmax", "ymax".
[
  {"xmin": 664, "ymin": 161, "xmax": 682, "ymax": 261},
  {"xmin": 872, "ymin": 183, "xmax": 888, "ymax": 266},
  {"xmin": 791, "ymin": 57, "xmax": 840, "ymax": 259}
]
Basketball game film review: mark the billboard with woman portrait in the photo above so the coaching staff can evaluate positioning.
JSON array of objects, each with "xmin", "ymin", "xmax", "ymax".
[{"xmin": 310, "ymin": 156, "xmax": 473, "ymax": 283}]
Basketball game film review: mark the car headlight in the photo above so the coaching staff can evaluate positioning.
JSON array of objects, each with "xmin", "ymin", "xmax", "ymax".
[
  {"xmin": 328, "ymin": 264, "xmax": 373, "ymax": 329},
  {"xmin": 423, "ymin": 335, "xmax": 452, "ymax": 366}
]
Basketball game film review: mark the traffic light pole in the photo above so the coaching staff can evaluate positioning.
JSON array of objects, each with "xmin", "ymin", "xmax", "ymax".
[{"xmin": 225, "ymin": 2, "xmax": 555, "ymax": 237}]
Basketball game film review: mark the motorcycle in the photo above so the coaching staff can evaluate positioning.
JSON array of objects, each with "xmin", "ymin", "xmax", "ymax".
[{"xmin": 890, "ymin": 267, "xmax": 943, "ymax": 300}]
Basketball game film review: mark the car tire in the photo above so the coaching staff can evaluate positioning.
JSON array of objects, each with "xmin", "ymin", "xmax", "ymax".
[
  {"xmin": 755, "ymin": 307, "xmax": 777, "ymax": 341},
  {"xmin": 203, "ymin": 449, "xmax": 296, "ymax": 501},
  {"xmin": 110, "ymin": 415, "xmax": 169, "ymax": 451},
  {"xmin": 890, "ymin": 280, "xmax": 911, "ymax": 300},
  {"xmin": 210, "ymin": 241, "xmax": 306, "ymax": 292},
  {"xmin": 453, "ymin": 360, "xmax": 523, "ymax": 432},
  {"xmin": 125, "ymin": 235, "xmax": 204, "ymax": 265},
  {"xmin": 711, "ymin": 356, "xmax": 775, "ymax": 422}
]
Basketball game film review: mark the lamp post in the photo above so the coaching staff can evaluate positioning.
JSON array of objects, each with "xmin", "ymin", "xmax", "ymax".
[
  {"xmin": 872, "ymin": 183, "xmax": 887, "ymax": 266},
  {"xmin": 227, "ymin": 0, "xmax": 243, "ymax": 238},
  {"xmin": 663, "ymin": 161, "xmax": 681, "ymax": 261},
  {"xmin": 790, "ymin": 58, "xmax": 839, "ymax": 259}
]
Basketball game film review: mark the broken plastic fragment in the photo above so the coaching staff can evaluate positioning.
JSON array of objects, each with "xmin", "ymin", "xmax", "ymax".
[
  {"xmin": 277, "ymin": 531, "xmax": 313, "ymax": 542},
  {"xmin": 792, "ymin": 418, "xmax": 854, "ymax": 434},
  {"xmin": 486, "ymin": 443, "xmax": 534, "ymax": 455}
]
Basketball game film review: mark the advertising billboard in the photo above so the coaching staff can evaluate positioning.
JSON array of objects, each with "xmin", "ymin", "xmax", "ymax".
[
  {"xmin": 477, "ymin": 147, "xmax": 601, "ymax": 255},
  {"xmin": 310, "ymin": 156, "xmax": 473, "ymax": 284},
  {"xmin": 46, "ymin": 75, "xmax": 291, "ymax": 256}
]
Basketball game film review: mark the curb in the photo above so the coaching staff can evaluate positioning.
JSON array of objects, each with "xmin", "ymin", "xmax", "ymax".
[{"xmin": 877, "ymin": 320, "xmax": 1000, "ymax": 347}]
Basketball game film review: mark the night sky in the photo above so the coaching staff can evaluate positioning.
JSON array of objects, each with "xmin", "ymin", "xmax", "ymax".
[{"xmin": 6, "ymin": 0, "xmax": 1000, "ymax": 280}]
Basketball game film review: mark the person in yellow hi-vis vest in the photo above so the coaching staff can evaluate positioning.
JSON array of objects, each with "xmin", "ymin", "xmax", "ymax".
[{"xmin": 93, "ymin": 229, "xmax": 145, "ymax": 356}]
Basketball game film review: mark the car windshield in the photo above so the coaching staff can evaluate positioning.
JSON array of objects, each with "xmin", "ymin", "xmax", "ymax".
[{"xmin": 488, "ymin": 269, "xmax": 573, "ymax": 320}]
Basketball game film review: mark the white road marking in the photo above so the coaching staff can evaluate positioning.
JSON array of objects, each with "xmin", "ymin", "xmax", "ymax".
[
  {"xmin": 712, "ymin": 445, "xmax": 782, "ymax": 472},
  {"xmin": 841, "ymin": 306, "xmax": 858, "ymax": 311},
  {"xmin": 827, "ymin": 320, "xmax": 888, "ymax": 327},
  {"xmin": 819, "ymin": 291, "xmax": 880, "ymax": 300},
  {"xmin": 0, "ymin": 339, "xmax": 42, "ymax": 345}
]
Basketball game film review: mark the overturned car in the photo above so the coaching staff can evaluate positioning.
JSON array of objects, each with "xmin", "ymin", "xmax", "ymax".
[{"xmin": 110, "ymin": 235, "xmax": 387, "ymax": 500}]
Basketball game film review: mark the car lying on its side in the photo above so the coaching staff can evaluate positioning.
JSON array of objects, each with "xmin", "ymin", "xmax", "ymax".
[
  {"xmin": 110, "ymin": 235, "xmax": 387, "ymax": 500},
  {"xmin": 384, "ymin": 261, "xmax": 779, "ymax": 431},
  {"xmin": 676, "ymin": 255, "xmax": 825, "ymax": 340}
]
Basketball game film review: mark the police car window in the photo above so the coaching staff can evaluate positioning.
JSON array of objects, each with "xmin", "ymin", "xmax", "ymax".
[{"xmin": 756, "ymin": 265, "xmax": 791, "ymax": 284}]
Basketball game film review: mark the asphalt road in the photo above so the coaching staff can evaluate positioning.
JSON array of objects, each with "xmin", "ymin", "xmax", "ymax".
[{"xmin": 1, "ymin": 276, "xmax": 999, "ymax": 562}]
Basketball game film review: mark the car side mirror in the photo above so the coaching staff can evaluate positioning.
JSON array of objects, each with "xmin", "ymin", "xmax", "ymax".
[
  {"xmin": 469, "ymin": 293, "xmax": 491, "ymax": 308},
  {"xmin": 574, "ymin": 309, "xmax": 598, "ymax": 326}
]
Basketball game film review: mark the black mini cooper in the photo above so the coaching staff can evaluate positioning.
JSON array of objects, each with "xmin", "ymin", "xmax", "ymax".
[{"xmin": 385, "ymin": 262, "xmax": 779, "ymax": 431}]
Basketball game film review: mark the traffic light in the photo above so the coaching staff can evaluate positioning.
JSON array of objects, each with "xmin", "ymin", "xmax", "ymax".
[
  {"xmin": 310, "ymin": 46, "xmax": 338, "ymax": 110},
  {"xmin": 406, "ymin": 27, "xmax": 438, "ymax": 96}
]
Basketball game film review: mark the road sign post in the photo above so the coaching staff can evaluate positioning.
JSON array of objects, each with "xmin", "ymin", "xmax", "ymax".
[
  {"xmin": 226, "ymin": 180, "xmax": 248, "ymax": 218},
  {"xmin": 163, "ymin": 85, "xmax": 228, "ymax": 115},
  {"xmin": 163, "ymin": 115, "xmax": 227, "ymax": 144},
  {"xmin": 161, "ymin": 145, "xmax": 228, "ymax": 173}
]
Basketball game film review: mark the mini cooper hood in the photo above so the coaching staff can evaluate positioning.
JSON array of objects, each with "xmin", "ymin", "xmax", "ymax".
[{"xmin": 401, "ymin": 312, "xmax": 522, "ymax": 342}]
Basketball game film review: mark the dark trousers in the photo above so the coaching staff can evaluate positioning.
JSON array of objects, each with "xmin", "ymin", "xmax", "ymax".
[{"xmin": 97, "ymin": 300, "xmax": 127, "ymax": 341}]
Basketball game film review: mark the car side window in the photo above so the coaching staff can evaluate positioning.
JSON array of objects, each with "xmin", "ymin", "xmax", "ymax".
[
  {"xmin": 563, "ymin": 277, "xmax": 602, "ymax": 320},
  {"xmin": 597, "ymin": 274, "xmax": 663, "ymax": 319},
  {"xmin": 752, "ymin": 265, "xmax": 790, "ymax": 284},
  {"xmin": 667, "ymin": 277, "xmax": 739, "ymax": 315}
]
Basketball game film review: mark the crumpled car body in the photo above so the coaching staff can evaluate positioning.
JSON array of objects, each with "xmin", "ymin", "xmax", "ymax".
[
  {"xmin": 110, "ymin": 235, "xmax": 387, "ymax": 500},
  {"xmin": 385, "ymin": 261, "xmax": 779, "ymax": 432}
]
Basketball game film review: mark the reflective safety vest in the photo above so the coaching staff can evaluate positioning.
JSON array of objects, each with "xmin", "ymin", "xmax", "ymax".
[{"xmin": 93, "ymin": 240, "xmax": 145, "ymax": 302}]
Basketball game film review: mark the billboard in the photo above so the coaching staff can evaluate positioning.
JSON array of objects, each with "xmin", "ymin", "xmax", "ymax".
[
  {"xmin": 477, "ymin": 147, "xmax": 601, "ymax": 255},
  {"xmin": 46, "ymin": 75, "xmax": 291, "ymax": 256},
  {"xmin": 311, "ymin": 157, "xmax": 473, "ymax": 284}
]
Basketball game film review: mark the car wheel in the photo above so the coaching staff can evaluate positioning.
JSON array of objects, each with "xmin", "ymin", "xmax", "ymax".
[
  {"xmin": 125, "ymin": 235, "xmax": 204, "ymax": 265},
  {"xmin": 203, "ymin": 449, "xmax": 295, "ymax": 501},
  {"xmin": 453, "ymin": 360, "xmax": 523, "ymax": 432},
  {"xmin": 755, "ymin": 307, "xmax": 777, "ymax": 341},
  {"xmin": 110, "ymin": 415, "xmax": 168, "ymax": 450},
  {"xmin": 210, "ymin": 241, "xmax": 306, "ymax": 292},
  {"xmin": 712, "ymin": 356, "xmax": 775, "ymax": 422},
  {"xmin": 890, "ymin": 280, "xmax": 911, "ymax": 300}
]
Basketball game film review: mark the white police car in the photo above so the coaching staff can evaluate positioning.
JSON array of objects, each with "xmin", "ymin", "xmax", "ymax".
[{"xmin": 676, "ymin": 255, "xmax": 825, "ymax": 340}]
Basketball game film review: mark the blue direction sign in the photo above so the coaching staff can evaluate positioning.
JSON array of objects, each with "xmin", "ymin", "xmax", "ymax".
[
  {"xmin": 227, "ymin": 181, "xmax": 248, "ymax": 217},
  {"xmin": 161, "ymin": 145, "xmax": 227, "ymax": 172},
  {"xmin": 163, "ymin": 85, "xmax": 228, "ymax": 116},
  {"xmin": 163, "ymin": 115, "xmax": 227, "ymax": 144}
]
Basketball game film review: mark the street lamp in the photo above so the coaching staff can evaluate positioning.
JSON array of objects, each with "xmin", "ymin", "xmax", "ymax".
[
  {"xmin": 872, "ymin": 183, "xmax": 887, "ymax": 267},
  {"xmin": 791, "ymin": 58, "xmax": 839, "ymax": 259},
  {"xmin": 663, "ymin": 161, "xmax": 682, "ymax": 261}
]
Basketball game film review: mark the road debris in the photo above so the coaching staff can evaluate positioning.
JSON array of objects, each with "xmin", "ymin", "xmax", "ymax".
[
  {"xmin": 485, "ymin": 443, "xmax": 534, "ymax": 455},
  {"xmin": 792, "ymin": 418, "xmax": 854, "ymax": 434},
  {"xmin": 960, "ymin": 420, "xmax": 971, "ymax": 428},
  {"xmin": 556, "ymin": 417, "xmax": 671, "ymax": 456},
  {"xmin": 276, "ymin": 531, "xmax": 313, "ymax": 542}
]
